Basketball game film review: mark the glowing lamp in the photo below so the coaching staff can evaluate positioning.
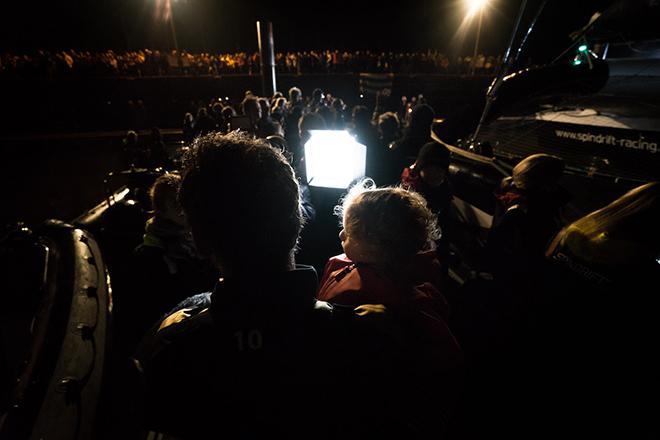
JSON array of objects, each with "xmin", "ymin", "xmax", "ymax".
[
  {"xmin": 304, "ymin": 130, "xmax": 366, "ymax": 189},
  {"xmin": 467, "ymin": 0, "xmax": 488, "ymax": 17},
  {"xmin": 578, "ymin": 44, "xmax": 588, "ymax": 52}
]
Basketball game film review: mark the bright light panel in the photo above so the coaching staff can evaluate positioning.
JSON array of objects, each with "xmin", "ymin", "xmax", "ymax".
[{"xmin": 304, "ymin": 130, "xmax": 366, "ymax": 189}]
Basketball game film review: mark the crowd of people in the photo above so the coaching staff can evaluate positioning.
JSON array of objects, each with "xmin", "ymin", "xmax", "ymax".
[
  {"xmin": 169, "ymin": 85, "xmax": 442, "ymax": 181},
  {"xmin": 0, "ymin": 49, "xmax": 502, "ymax": 79},
  {"xmin": 104, "ymin": 83, "xmax": 659, "ymax": 439}
]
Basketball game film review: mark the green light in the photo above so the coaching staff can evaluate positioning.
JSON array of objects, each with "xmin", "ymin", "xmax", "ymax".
[
  {"xmin": 578, "ymin": 44, "xmax": 588, "ymax": 52},
  {"xmin": 573, "ymin": 59, "xmax": 582, "ymax": 66}
]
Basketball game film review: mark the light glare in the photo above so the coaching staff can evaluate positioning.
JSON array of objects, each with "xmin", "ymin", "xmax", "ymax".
[
  {"xmin": 467, "ymin": 0, "xmax": 488, "ymax": 16},
  {"xmin": 304, "ymin": 130, "xmax": 366, "ymax": 189}
]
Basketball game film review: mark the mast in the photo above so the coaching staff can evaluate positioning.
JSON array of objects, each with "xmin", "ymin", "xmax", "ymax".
[{"xmin": 470, "ymin": 0, "xmax": 530, "ymax": 143}]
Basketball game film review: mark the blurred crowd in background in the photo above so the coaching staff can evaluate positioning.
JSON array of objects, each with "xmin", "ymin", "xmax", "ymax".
[{"xmin": 0, "ymin": 49, "xmax": 502, "ymax": 78}]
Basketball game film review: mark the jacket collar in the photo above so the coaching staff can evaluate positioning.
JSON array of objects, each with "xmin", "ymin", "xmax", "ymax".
[{"xmin": 209, "ymin": 265, "xmax": 318, "ymax": 320}]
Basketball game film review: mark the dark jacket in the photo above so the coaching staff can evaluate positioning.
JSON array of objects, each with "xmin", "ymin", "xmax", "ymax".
[
  {"xmin": 125, "ymin": 217, "xmax": 218, "ymax": 349},
  {"xmin": 501, "ymin": 229, "xmax": 660, "ymax": 439},
  {"xmin": 487, "ymin": 177, "xmax": 570, "ymax": 281},
  {"xmin": 135, "ymin": 266, "xmax": 448, "ymax": 439}
]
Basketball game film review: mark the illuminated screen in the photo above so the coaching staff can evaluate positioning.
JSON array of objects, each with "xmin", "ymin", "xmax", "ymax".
[{"xmin": 304, "ymin": 130, "xmax": 366, "ymax": 189}]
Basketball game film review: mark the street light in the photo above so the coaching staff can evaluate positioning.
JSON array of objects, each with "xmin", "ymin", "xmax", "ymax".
[
  {"xmin": 467, "ymin": 0, "xmax": 489, "ymax": 75},
  {"xmin": 467, "ymin": 0, "xmax": 488, "ymax": 17}
]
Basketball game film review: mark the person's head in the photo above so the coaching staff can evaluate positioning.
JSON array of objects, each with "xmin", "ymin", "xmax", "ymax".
[
  {"xmin": 317, "ymin": 105, "xmax": 335, "ymax": 127},
  {"xmin": 414, "ymin": 141, "xmax": 450, "ymax": 187},
  {"xmin": 312, "ymin": 88, "xmax": 324, "ymax": 103},
  {"xmin": 377, "ymin": 112, "xmax": 400, "ymax": 141},
  {"xmin": 196, "ymin": 107, "xmax": 208, "ymax": 119},
  {"xmin": 273, "ymin": 97, "xmax": 287, "ymax": 112},
  {"xmin": 332, "ymin": 97, "xmax": 346, "ymax": 112},
  {"xmin": 555, "ymin": 181, "xmax": 660, "ymax": 265},
  {"xmin": 271, "ymin": 91, "xmax": 284, "ymax": 103},
  {"xmin": 289, "ymin": 86, "xmax": 302, "ymax": 104},
  {"xmin": 351, "ymin": 105, "xmax": 371, "ymax": 128},
  {"xmin": 150, "ymin": 173, "xmax": 185, "ymax": 226},
  {"xmin": 221, "ymin": 105, "xmax": 237, "ymax": 120},
  {"xmin": 257, "ymin": 97, "xmax": 271, "ymax": 118},
  {"xmin": 271, "ymin": 98, "xmax": 287, "ymax": 124},
  {"xmin": 298, "ymin": 112, "xmax": 327, "ymax": 145},
  {"xmin": 512, "ymin": 153, "xmax": 564, "ymax": 193},
  {"xmin": 179, "ymin": 132, "xmax": 302, "ymax": 274},
  {"xmin": 241, "ymin": 95, "xmax": 262, "ymax": 124},
  {"xmin": 336, "ymin": 181, "xmax": 439, "ymax": 267},
  {"xmin": 407, "ymin": 103, "xmax": 435, "ymax": 137},
  {"xmin": 124, "ymin": 130, "xmax": 138, "ymax": 146},
  {"xmin": 211, "ymin": 102, "xmax": 223, "ymax": 116}
]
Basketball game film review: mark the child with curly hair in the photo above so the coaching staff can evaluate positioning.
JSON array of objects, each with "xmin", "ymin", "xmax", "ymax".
[{"xmin": 316, "ymin": 181, "xmax": 463, "ymax": 433}]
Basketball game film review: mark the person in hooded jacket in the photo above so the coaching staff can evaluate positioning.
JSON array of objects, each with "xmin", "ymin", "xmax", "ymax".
[
  {"xmin": 125, "ymin": 173, "xmax": 218, "ymax": 350},
  {"xmin": 317, "ymin": 181, "xmax": 463, "ymax": 434},
  {"xmin": 486, "ymin": 153, "xmax": 570, "ymax": 283},
  {"xmin": 401, "ymin": 141, "xmax": 453, "ymax": 259}
]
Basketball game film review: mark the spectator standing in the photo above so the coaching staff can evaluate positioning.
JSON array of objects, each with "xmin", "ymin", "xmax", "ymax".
[{"xmin": 133, "ymin": 133, "xmax": 445, "ymax": 439}]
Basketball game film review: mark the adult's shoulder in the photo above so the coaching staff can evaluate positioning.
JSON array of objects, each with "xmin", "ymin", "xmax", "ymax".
[
  {"xmin": 135, "ymin": 302, "xmax": 214, "ymax": 372},
  {"xmin": 311, "ymin": 301, "xmax": 406, "ymax": 355}
]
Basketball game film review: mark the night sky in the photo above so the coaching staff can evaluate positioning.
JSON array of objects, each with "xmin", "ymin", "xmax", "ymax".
[{"xmin": 2, "ymin": 0, "xmax": 614, "ymax": 63}]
